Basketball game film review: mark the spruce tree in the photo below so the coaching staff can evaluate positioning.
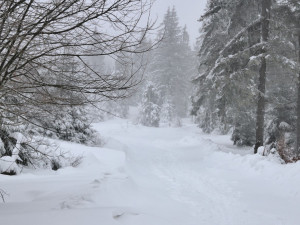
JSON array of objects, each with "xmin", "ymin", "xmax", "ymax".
[
  {"xmin": 150, "ymin": 7, "xmax": 195, "ymax": 120},
  {"xmin": 192, "ymin": 0, "xmax": 270, "ymax": 146},
  {"xmin": 139, "ymin": 82, "xmax": 161, "ymax": 127}
]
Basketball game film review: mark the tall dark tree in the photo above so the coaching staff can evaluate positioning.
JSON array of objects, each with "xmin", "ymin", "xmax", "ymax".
[{"xmin": 254, "ymin": 0, "xmax": 272, "ymax": 154}]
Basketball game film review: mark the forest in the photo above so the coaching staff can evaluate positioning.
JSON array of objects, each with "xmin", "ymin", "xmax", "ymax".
[
  {"xmin": 192, "ymin": 0, "xmax": 300, "ymax": 162},
  {"xmin": 1, "ymin": 1, "xmax": 300, "ymax": 225}
]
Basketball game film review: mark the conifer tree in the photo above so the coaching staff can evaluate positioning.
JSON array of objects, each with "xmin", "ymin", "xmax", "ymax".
[
  {"xmin": 150, "ymin": 7, "xmax": 195, "ymax": 119},
  {"xmin": 192, "ymin": 0, "xmax": 271, "ymax": 147},
  {"xmin": 139, "ymin": 82, "xmax": 161, "ymax": 127},
  {"xmin": 192, "ymin": 0, "xmax": 300, "ymax": 158}
]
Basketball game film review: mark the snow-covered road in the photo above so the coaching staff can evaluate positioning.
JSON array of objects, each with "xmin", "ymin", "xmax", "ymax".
[{"xmin": 1, "ymin": 118, "xmax": 300, "ymax": 225}]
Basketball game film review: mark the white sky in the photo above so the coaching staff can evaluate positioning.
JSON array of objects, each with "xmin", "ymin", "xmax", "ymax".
[{"xmin": 151, "ymin": 0, "xmax": 207, "ymax": 46}]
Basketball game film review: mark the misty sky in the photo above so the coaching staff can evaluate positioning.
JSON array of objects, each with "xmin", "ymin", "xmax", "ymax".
[{"xmin": 151, "ymin": 0, "xmax": 207, "ymax": 45}]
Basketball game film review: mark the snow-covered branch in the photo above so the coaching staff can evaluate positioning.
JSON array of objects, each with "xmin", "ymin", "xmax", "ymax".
[
  {"xmin": 220, "ymin": 17, "xmax": 264, "ymax": 57},
  {"xmin": 198, "ymin": 6, "xmax": 222, "ymax": 21}
]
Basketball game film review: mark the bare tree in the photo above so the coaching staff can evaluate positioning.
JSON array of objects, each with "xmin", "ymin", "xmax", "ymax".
[
  {"xmin": 0, "ymin": 0, "xmax": 156, "ymax": 133},
  {"xmin": 0, "ymin": 0, "xmax": 156, "ymax": 177},
  {"xmin": 0, "ymin": 0, "xmax": 155, "ymax": 115}
]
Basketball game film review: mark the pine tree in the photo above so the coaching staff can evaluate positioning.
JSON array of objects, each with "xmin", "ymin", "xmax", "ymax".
[
  {"xmin": 265, "ymin": 0, "xmax": 300, "ymax": 158},
  {"xmin": 192, "ymin": 0, "xmax": 277, "ymax": 145},
  {"xmin": 139, "ymin": 82, "xmax": 161, "ymax": 127},
  {"xmin": 279, "ymin": 0, "xmax": 300, "ymax": 156},
  {"xmin": 192, "ymin": 0, "xmax": 233, "ymax": 134},
  {"xmin": 192, "ymin": 0, "xmax": 300, "ymax": 155},
  {"xmin": 150, "ymin": 7, "xmax": 195, "ymax": 120},
  {"xmin": 128, "ymin": 36, "xmax": 154, "ymax": 106}
]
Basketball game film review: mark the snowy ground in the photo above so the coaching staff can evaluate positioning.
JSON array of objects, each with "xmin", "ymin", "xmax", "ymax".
[{"xmin": 1, "ymin": 117, "xmax": 300, "ymax": 225}]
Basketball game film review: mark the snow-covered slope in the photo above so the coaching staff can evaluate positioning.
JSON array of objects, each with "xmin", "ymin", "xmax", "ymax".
[{"xmin": 1, "ymin": 118, "xmax": 300, "ymax": 225}]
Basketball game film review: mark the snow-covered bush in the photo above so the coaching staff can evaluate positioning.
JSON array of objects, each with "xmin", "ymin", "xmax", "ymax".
[
  {"xmin": 28, "ymin": 106, "xmax": 101, "ymax": 146},
  {"xmin": 0, "ymin": 156, "xmax": 21, "ymax": 175},
  {"xmin": 0, "ymin": 129, "xmax": 83, "ymax": 175},
  {"xmin": 265, "ymin": 105, "xmax": 296, "ymax": 162},
  {"xmin": 0, "ymin": 106, "xmax": 97, "ymax": 175},
  {"xmin": 139, "ymin": 82, "xmax": 161, "ymax": 127},
  {"xmin": 0, "ymin": 132, "xmax": 25, "ymax": 175}
]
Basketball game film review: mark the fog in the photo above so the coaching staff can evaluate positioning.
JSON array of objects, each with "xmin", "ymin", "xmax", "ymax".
[{"xmin": 152, "ymin": 0, "xmax": 207, "ymax": 45}]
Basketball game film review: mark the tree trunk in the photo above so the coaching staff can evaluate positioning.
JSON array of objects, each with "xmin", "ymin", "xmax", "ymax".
[
  {"xmin": 296, "ymin": 34, "xmax": 300, "ymax": 155},
  {"xmin": 254, "ymin": 0, "xmax": 271, "ymax": 154}
]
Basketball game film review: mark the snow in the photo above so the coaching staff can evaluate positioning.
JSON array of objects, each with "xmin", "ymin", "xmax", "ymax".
[
  {"xmin": 1, "ymin": 117, "xmax": 300, "ymax": 225},
  {"xmin": 279, "ymin": 121, "xmax": 291, "ymax": 131},
  {"xmin": 0, "ymin": 156, "xmax": 20, "ymax": 174},
  {"xmin": 0, "ymin": 132, "xmax": 26, "ymax": 174},
  {"xmin": 257, "ymin": 146, "xmax": 265, "ymax": 156}
]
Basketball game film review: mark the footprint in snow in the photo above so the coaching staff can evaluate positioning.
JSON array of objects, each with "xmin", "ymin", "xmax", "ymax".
[
  {"xmin": 112, "ymin": 209, "xmax": 140, "ymax": 220},
  {"xmin": 59, "ymin": 195, "xmax": 94, "ymax": 210},
  {"xmin": 91, "ymin": 179, "xmax": 101, "ymax": 188}
]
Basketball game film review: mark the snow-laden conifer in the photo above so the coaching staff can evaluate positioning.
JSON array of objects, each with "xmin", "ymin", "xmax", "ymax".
[{"xmin": 139, "ymin": 82, "xmax": 160, "ymax": 127}]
